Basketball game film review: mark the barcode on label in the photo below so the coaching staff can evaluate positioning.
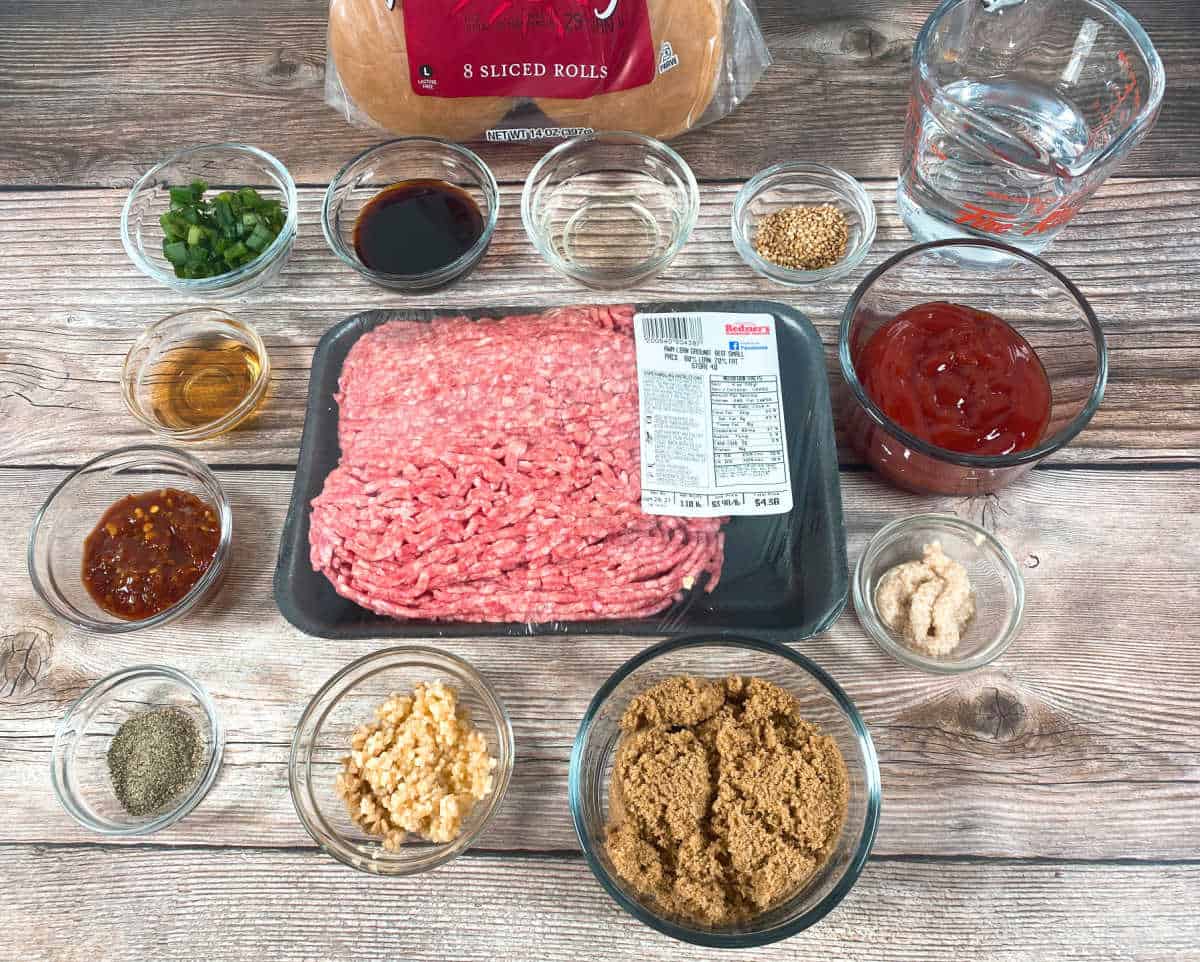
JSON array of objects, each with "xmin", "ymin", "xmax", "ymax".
[{"xmin": 641, "ymin": 314, "xmax": 703, "ymax": 345}]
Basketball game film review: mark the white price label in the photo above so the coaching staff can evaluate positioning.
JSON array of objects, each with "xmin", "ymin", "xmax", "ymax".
[{"xmin": 634, "ymin": 312, "xmax": 792, "ymax": 518}]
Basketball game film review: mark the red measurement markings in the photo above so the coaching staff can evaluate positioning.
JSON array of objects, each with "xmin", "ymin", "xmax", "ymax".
[
  {"xmin": 1022, "ymin": 201, "xmax": 1081, "ymax": 235},
  {"xmin": 1089, "ymin": 50, "xmax": 1142, "ymax": 148},
  {"xmin": 954, "ymin": 203, "xmax": 1018, "ymax": 235}
]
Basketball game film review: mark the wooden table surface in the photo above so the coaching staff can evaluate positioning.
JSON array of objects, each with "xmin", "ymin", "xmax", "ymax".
[{"xmin": 2, "ymin": 2, "xmax": 1198, "ymax": 959}]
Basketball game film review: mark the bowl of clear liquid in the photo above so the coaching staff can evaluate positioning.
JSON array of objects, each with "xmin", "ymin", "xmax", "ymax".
[
  {"xmin": 898, "ymin": 0, "xmax": 1165, "ymax": 259},
  {"xmin": 122, "ymin": 308, "xmax": 271, "ymax": 442},
  {"xmin": 521, "ymin": 131, "xmax": 699, "ymax": 289}
]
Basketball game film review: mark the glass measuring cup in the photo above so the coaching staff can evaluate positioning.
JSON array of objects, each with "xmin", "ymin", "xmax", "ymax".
[{"xmin": 898, "ymin": 0, "xmax": 1164, "ymax": 256}]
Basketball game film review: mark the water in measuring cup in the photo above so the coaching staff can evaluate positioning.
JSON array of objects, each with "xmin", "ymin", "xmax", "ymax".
[{"xmin": 898, "ymin": 77, "xmax": 1094, "ymax": 255}]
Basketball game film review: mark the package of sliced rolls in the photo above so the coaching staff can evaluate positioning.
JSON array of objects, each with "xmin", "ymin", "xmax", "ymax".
[{"xmin": 325, "ymin": 0, "xmax": 771, "ymax": 142}]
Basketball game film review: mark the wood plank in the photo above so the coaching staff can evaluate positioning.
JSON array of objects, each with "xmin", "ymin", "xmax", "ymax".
[
  {"xmin": 0, "ymin": 0, "xmax": 1193, "ymax": 185},
  {"xmin": 3, "ymin": 466, "xmax": 1197, "ymax": 858},
  {"xmin": 1, "ymin": 177, "xmax": 1197, "ymax": 467},
  {"xmin": 1, "ymin": 846, "xmax": 1196, "ymax": 962}
]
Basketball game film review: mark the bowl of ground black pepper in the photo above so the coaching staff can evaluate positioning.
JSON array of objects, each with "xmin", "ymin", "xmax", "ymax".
[
  {"xmin": 51, "ymin": 665, "xmax": 223, "ymax": 835},
  {"xmin": 569, "ymin": 635, "xmax": 881, "ymax": 948},
  {"xmin": 731, "ymin": 162, "xmax": 877, "ymax": 287}
]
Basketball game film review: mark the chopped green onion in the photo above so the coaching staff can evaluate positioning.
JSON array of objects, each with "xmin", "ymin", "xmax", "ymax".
[
  {"xmin": 245, "ymin": 224, "xmax": 273, "ymax": 252},
  {"xmin": 163, "ymin": 241, "xmax": 189, "ymax": 266},
  {"xmin": 159, "ymin": 181, "xmax": 285, "ymax": 279}
]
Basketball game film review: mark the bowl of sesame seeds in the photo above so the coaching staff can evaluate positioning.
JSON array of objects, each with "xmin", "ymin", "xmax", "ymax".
[{"xmin": 731, "ymin": 162, "xmax": 877, "ymax": 287}]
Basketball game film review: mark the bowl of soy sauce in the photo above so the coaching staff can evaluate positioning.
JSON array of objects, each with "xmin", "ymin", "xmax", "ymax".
[{"xmin": 322, "ymin": 139, "xmax": 499, "ymax": 291}]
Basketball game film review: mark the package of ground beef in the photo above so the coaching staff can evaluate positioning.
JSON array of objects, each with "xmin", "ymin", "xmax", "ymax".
[
  {"xmin": 275, "ymin": 302, "xmax": 848, "ymax": 641},
  {"xmin": 324, "ymin": 0, "xmax": 771, "ymax": 142}
]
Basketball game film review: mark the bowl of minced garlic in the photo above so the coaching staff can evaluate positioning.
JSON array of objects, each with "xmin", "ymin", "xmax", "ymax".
[
  {"xmin": 334, "ymin": 681, "xmax": 498, "ymax": 849},
  {"xmin": 289, "ymin": 647, "xmax": 514, "ymax": 875},
  {"xmin": 854, "ymin": 514, "xmax": 1026, "ymax": 673}
]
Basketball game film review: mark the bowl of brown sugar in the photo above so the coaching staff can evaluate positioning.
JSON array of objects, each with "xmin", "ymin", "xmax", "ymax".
[{"xmin": 569, "ymin": 635, "xmax": 881, "ymax": 948}]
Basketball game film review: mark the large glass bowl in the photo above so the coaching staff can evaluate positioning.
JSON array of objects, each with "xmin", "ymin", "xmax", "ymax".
[
  {"xmin": 121, "ymin": 143, "xmax": 297, "ymax": 298},
  {"xmin": 50, "ymin": 665, "xmax": 224, "ymax": 836},
  {"xmin": 322, "ymin": 138, "xmax": 499, "ymax": 292},
  {"xmin": 27, "ymin": 445, "xmax": 233, "ymax": 633},
  {"xmin": 569, "ymin": 635, "xmax": 881, "ymax": 948},
  {"xmin": 839, "ymin": 239, "xmax": 1107, "ymax": 495},
  {"xmin": 289, "ymin": 647, "xmax": 515, "ymax": 876},
  {"xmin": 522, "ymin": 131, "xmax": 699, "ymax": 289}
]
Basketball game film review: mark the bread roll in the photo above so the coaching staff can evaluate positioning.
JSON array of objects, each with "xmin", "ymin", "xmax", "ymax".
[
  {"xmin": 328, "ymin": 0, "xmax": 515, "ymax": 140},
  {"xmin": 534, "ymin": 0, "xmax": 725, "ymax": 140}
]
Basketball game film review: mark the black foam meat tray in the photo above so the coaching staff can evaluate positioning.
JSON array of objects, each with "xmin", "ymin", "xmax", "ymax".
[{"xmin": 274, "ymin": 301, "xmax": 848, "ymax": 642}]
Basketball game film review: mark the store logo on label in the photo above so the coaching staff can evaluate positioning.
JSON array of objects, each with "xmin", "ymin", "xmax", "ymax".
[
  {"xmin": 658, "ymin": 41, "xmax": 680, "ymax": 74},
  {"xmin": 724, "ymin": 322, "xmax": 770, "ymax": 336}
]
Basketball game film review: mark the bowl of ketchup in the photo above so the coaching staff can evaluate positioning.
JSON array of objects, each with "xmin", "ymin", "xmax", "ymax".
[{"xmin": 840, "ymin": 240, "xmax": 1107, "ymax": 495}]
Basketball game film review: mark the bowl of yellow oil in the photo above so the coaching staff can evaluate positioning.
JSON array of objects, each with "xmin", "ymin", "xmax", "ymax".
[{"xmin": 122, "ymin": 308, "xmax": 270, "ymax": 442}]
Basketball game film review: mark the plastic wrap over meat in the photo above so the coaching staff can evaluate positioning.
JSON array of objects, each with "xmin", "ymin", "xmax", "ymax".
[
  {"xmin": 309, "ymin": 305, "xmax": 727, "ymax": 624},
  {"xmin": 325, "ymin": 0, "xmax": 771, "ymax": 141}
]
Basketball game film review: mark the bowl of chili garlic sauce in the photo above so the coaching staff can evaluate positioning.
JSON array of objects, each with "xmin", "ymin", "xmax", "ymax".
[
  {"xmin": 28, "ymin": 446, "xmax": 232, "ymax": 633},
  {"xmin": 839, "ymin": 239, "xmax": 1107, "ymax": 495}
]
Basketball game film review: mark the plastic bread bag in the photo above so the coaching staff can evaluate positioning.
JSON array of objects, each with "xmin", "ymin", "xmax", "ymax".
[{"xmin": 324, "ymin": 0, "xmax": 771, "ymax": 142}]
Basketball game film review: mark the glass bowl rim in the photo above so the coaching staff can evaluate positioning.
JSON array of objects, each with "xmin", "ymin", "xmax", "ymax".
[
  {"xmin": 838, "ymin": 238, "xmax": 1109, "ymax": 468},
  {"xmin": 50, "ymin": 663, "xmax": 225, "ymax": 836},
  {"xmin": 914, "ymin": 0, "xmax": 1166, "ymax": 173},
  {"xmin": 852, "ymin": 513, "xmax": 1026, "ymax": 675},
  {"xmin": 520, "ymin": 130, "xmax": 701, "ymax": 284},
  {"xmin": 120, "ymin": 142, "xmax": 299, "ymax": 291},
  {"xmin": 26, "ymin": 444, "xmax": 233, "ymax": 633},
  {"xmin": 731, "ymin": 161, "xmax": 878, "ymax": 286},
  {"xmin": 288, "ymin": 645, "xmax": 516, "ymax": 876},
  {"xmin": 120, "ymin": 307, "xmax": 272, "ymax": 442},
  {"xmin": 568, "ymin": 633, "xmax": 882, "ymax": 948},
  {"xmin": 320, "ymin": 137, "xmax": 501, "ymax": 286}
]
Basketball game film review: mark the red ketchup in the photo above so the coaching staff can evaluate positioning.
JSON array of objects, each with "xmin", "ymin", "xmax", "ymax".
[{"xmin": 855, "ymin": 301, "xmax": 1052, "ymax": 457}]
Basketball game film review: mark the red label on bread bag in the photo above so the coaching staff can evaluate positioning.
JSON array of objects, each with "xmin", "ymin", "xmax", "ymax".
[{"xmin": 401, "ymin": 0, "xmax": 654, "ymax": 98}]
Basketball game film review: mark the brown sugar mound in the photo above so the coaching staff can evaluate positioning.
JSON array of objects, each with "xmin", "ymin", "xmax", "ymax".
[
  {"xmin": 605, "ymin": 675, "xmax": 849, "ymax": 927},
  {"xmin": 328, "ymin": 0, "xmax": 514, "ymax": 140}
]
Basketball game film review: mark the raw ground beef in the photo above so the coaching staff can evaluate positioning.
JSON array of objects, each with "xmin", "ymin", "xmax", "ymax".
[{"xmin": 309, "ymin": 304, "xmax": 725, "ymax": 623}]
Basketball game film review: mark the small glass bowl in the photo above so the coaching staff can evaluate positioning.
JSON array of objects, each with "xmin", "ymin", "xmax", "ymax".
[
  {"xmin": 840, "ymin": 239, "xmax": 1108, "ymax": 495},
  {"xmin": 322, "ymin": 138, "xmax": 499, "ymax": 291},
  {"xmin": 570, "ymin": 635, "xmax": 881, "ymax": 948},
  {"xmin": 51, "ymin": 665, "xmax": 223, "ymax": 835},
  {"xmin": 522, "ymin": 131, "xmax": 699, "ymax": 289},
  {"xmin": 732, "ymin": 162, "xmax": 877, "ymax": 286},
  {"xmin": 121, "ymin": 143, "xmax": 298, "ymax": 298},
  {"xmin": 290, "ymin": 647, "xmax": 515, "ymax": 876},
  {"xmin": 853, "ymin": 515, "xmax": 1025, "ymax": 674},
  {"xmin": 28, "ymin": 445, "xmax": 233, "ymax": 633},
  {"xmin": 122, "ymin": 308, "xmax": 271, "ymax": 442}
]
